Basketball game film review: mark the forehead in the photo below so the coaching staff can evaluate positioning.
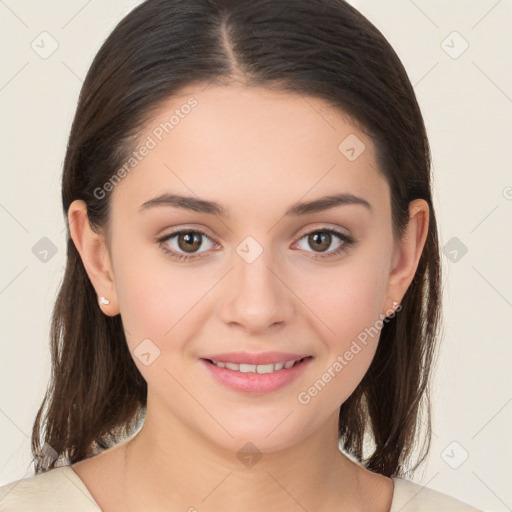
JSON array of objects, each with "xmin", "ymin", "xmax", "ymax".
[{"xmin": 110, "ymin": 83, "xmax": 388, "ymax": 219}]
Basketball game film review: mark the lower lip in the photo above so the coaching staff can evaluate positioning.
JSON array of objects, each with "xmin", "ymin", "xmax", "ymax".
[{"xmin": 200, "ymin": 357, "xmax": 313, "ymax": 395}]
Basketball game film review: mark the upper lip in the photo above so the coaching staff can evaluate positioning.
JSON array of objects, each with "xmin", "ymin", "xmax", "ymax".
[{"xmin": 200, "ymin": 351, "xmax": 311, "ymax": 365}]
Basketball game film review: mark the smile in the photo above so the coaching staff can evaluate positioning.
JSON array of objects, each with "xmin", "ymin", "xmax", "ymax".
[
  {"xmin": 207, "ymin": 357, "xmax": 306, "ymax": 374},
  {"xmin": 200, "ymin": 355, "xmax": 313, "ymax": 394}
]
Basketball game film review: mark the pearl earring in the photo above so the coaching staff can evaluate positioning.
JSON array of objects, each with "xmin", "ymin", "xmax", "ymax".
[
  {"xmin": 99, "ymin": 296, "xmax": 110, "ymax": 305},
  {"xmin": 393, "ymin": 300, "xmax": 400, "ymax": 308}
]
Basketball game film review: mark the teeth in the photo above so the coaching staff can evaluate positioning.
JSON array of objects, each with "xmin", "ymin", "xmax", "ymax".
[
  {"xmin": 211, "ymin": 358, "xmax": 303, "ymax": 373},
  {"xmin": 257, "ymin": 363, "xmax": 275, "ymax": 374},
  {"xmin": 239, "ymin": 363, "xmax": 256, "ymax": 373}
]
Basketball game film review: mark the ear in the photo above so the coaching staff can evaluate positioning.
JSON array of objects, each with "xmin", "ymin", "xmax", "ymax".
[
  {"xmin": 384, "ymin": 199, "xmax": 430, "ymax": 315},
  {"xmin": 67, "ymin": 199, "xmax": 119, "ymax": 316}
]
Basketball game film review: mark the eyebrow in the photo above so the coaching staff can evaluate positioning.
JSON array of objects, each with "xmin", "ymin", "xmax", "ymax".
[{"xmin": 138, "ymin": 192, "xmax": 372, "ymax": 217}]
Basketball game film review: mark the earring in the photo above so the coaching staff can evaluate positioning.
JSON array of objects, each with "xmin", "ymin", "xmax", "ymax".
[
  {"xmin": 98, "ymin": 296, "xmax": 110, "ymax": 306},
  {"xmin": 392, "ymin": 300, "xmax": 400, "ymax": 309}
]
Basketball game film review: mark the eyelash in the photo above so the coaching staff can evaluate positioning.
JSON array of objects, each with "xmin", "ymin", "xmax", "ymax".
[
  {"xmin": 157, "ymin": 227, "xmax": 354, "ymax": 262},
  {"xmin": 157, "ymin": 227, "xmax": 355, "ymax": 261}
]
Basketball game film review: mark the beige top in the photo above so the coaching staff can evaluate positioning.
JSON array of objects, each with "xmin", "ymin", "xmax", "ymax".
[{"xmin": 0, "ymin": 466, "xmax": 483, "ymax": 511}]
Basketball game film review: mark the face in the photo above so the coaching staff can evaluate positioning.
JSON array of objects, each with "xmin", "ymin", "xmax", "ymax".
[{"xmin": 82, "ymin": 83, "xmax": 412, "ymax": 454}]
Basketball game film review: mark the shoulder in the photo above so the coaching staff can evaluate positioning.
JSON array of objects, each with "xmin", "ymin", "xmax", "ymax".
[
  {"xmin": 0, "ymin": 466, "xmax": 101, "ymax": 511},
  {"xmin": 390, "ymin": 477, "xmax": 484, "ymax": 512}
]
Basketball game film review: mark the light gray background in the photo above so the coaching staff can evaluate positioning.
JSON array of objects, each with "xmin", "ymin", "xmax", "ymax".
[{"xmin": 1, "ymin": 1, "xmax": 511, "ymax": 510}]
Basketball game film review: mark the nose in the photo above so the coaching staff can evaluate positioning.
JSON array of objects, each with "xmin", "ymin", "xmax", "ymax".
[{"xmin": 218, "ymin": 247, "xmax": 295, "ymax": 334}]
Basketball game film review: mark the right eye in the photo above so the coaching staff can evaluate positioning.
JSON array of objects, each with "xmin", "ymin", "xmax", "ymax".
[{"xmin": 158, "ymin": 229, "xmax": 218, "ymax": 261}]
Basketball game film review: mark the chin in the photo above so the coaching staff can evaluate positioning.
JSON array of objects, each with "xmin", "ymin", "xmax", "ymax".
[{"xmin": 207, "ymin": 415, "xmax": 319, "ymax": 456}]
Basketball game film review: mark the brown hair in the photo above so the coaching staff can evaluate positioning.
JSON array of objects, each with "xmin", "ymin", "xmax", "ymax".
[{"xmin": 32, "ymin": 0, "xmax": 441, "ymax": 478}]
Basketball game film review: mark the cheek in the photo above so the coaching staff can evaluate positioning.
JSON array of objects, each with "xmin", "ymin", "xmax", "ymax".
[
  {"xmin": 111, "ymin": 239, "xmax": 173, "ymax": 339},
  {"xmin": 113, "ymin": 263, "xmax": 198, "ymax": 397},
  {"xmin": 295, "ymin": 284, "xmax": 384, "ymax": 415},
  {"xmin": 299, "ymin": 253, "xmax": 389, "ymax": 345},
  {"xmin": 113, "ymin": 244, "xmax": 214, "ymax": 360},
  {"xmin": 293, "ymin": 247, "xmax": 390, "ymax": 394}
]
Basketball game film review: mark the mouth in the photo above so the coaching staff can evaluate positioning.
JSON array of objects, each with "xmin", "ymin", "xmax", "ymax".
[
  {"xmin": 199, "ymin": 353, "xmax": 313, "ymax": 394},
  {"xmin": 202, "ymin": 356, "xmax": 311, "ymax": 374}
]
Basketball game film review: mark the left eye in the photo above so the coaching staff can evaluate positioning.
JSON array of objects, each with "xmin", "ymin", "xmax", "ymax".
[{"xmin": 295, "ymin": 228, "xmax": 353, "ymax": 257}]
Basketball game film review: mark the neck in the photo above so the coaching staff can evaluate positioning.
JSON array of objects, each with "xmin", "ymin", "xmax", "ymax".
[{"xmin": 118, "ymin": 400, "xmax": 371, "ymax": 512}]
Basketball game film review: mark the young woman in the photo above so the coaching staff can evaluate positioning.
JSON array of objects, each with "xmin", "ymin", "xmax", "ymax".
[{"xmin": 0, "ymin": 0, "xmax": 482, "ymax": 510}]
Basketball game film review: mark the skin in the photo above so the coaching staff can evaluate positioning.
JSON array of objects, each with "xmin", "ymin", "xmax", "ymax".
[{"xmin": 68, "ymin": 82, "xmax": 429, "ymax": 511}]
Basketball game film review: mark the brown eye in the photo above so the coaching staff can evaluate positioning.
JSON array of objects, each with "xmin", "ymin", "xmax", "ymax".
[
  {"xmin": 295, "ymin": 228, "xmax": 354, "ymax": 259},
  {"xmin": 159, "ymin": 229, "xmax": 216, "ymax": 261},
  {"xmin": 177, "ymin": 232, "xmax": 203, "ymax": 253},
  {"xmin": 307, "ymin": 232, "xmax": 332, "ymax": 252}
]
